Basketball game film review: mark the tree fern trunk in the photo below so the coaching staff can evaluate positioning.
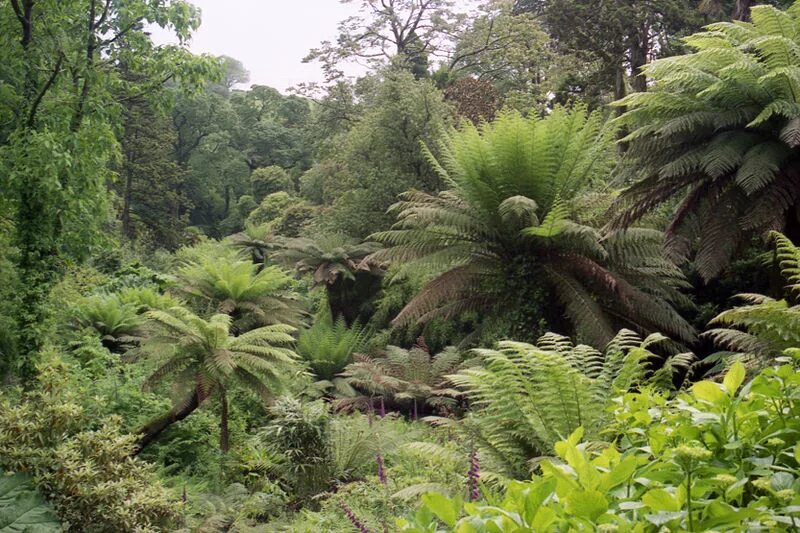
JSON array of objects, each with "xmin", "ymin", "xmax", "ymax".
[
  {"xmin": 219, "ymin": 387, "xmax": 230, "ymax": 453},
  {"xmin": 732, "ymin": 0, "xmax": 753, "ymax": 21},
  {"xmin": 134, "ymin": 388, "xmax": 202, "ymax": 454}
]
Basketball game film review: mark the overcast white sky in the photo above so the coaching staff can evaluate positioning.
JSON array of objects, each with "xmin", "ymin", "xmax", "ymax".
[{"xmin": 156, "ymin": 0, "xmax": 364, "ymax": 92}]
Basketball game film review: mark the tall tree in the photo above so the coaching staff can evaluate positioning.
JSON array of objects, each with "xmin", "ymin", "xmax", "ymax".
[
  {"xmin": 304, "ymin": 0, "xmax": 462, "ymax": 81},
  {"xmin": 522, "ymin": 0, "xmax": 700, "ymax": 104},
  {"xmin": 117, "ymin": 95, "xmax": 188, "ymax": 249},
  {"xmin": 0, "ymin": 0, "xmax": 216, "ymax": 377}
]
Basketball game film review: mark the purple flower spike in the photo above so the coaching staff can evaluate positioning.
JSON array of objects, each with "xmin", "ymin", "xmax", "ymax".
[
  {"xmin": 376, "ymin": 450, "xmax": 387, "ymax": 484},
  {"xmin": 340, "ymin": 500, "xmax": 374, "ymax": 533},
  {"xmin": 467, "ymin": 447, "xmax": 480, "ymax": 502}
]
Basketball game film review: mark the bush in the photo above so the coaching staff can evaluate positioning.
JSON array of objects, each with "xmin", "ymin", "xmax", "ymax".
[
  {"xmin": 0, "ymin": 357, "xmax": 181, "ymax": 532},
  {"xmin": 401, "ymin": 355, "xmax": 800, "ymax": 531}
]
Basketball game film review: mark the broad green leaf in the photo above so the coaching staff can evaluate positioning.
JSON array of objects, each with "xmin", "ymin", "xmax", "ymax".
[
  {"xmin": 723, "ymin": 361, "xmax": 746, "ymax": 394},
  {"xmin": 564, "ymin": 489, "xmax": 608, "ymax": 521},
  {"xmin": 692, "ymin": 381, "xmax": 727, "ymax": 404},
  {"xmin": 421, "ymin": 493, "xmax": 459, "ymax": 528},
  {"xmin": 0, "ymin": 472, "xmax": 61, "ymax": 532},
  {"xmin": 642, "ymin": 488, "xmax": 680, "ymax": 512}
]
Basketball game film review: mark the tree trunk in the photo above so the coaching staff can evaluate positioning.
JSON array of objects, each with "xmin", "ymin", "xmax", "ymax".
[
  {"xmin": 219, "ymin": 387, "xmax": 230, "ymax": 453},
  {"xmin": 121, "ymin": 161, "xmax": 134, "ymax": 238},
  {"xmin": 629, "ymin": 27, "xmax": 649, "ymax": 94},
  {"xmin": 134, "ymin": 389, "xmax": 203, "ymax": 454},
  {"xmin": 223, "ymin": 184, "xmax": 231, "ymax": 218},
  {"xmin": 614, "ymin": 63, "xmax": 628, "ymax": 154},
  {"xmin": 732, "ymin": 0, "xmax": 753, "ymax": 21}
]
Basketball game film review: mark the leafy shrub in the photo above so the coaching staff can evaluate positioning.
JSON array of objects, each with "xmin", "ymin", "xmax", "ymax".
[
  {"xmin": 247, "ymin": 192, "xmax": 295, "ymax": 227},
  {"xmin": 401, "ymin": 357, "xmax": 800, "ymax": 531},
  {"xmin": 0, "ymin": 357, "xmax": 181, "ymax": 531}
]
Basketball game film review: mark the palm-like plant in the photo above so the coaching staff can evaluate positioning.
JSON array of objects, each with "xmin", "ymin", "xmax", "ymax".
[
  {"xmin": 340, "ymin": 343, "xmax": 466, "ymax": 418},
  {"xmin": 371, "ymin": 108, "xmax": 695, "ymax": 347},
  {"xmin": 612, "ymin": 3, "xmax": 800, "ymax": 280},
  {"xmin": 441, "ymin": 330, "xmax": 694, "ymax": 479},
  {"xmin": 135, "ymin": 306, "xmax": 298, "ymax": 453},
  {"xmin": 275, "ymin": 233, "xmax": 384, "ymax": 324},
  {"xmin": 230, "ymin": 222, "xmax": 285, "ymax": 268},
  {"xmin": 705, "ymin": 232, "xmax": 800, "ymax": 363},
  {"xmin": 70, "ymin": 294, "xmax": 145, "ymax": 354},
  {"xmin": 175, "ymin": 256, "xmax": 304, "ymax": 333}
]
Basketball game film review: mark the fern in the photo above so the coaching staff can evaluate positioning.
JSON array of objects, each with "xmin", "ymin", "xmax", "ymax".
[
  {"xmin": 69, "ymin": 294, "xmax": 145, "ymax": 354},
  {"xmin": 372, "ymin": 107, "xmax": 695, "ymax": 347},
  {"xmin": 613, "ymin": 3, "xmax": 800, "ymax": 280},
  {"xmin": 296, "ymin": 307, "xmax": 373, "ymax": 383},
  {"xmin": 340, "ymin": 343, "xmax": 469, "ymax": 417},
  {"xmin": 445, "ymin": 330, "xmax": 693, "ymax": 479},
  {"xmin": 175, "ymin": 255, "xmax": 304, "ymax": 332},
  {"xmin": 137, "ymin": 305, "xmax": 299, "ymax": 451},
  {"xmin": 704, "ymin": 232, "xmax": 800, "ymax": 365}
]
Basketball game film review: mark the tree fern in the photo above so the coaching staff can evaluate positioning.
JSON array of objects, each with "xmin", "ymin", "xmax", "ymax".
[
  {"xmin": 175, "ymin": 255, "xmax": 304, "ymax": 332},
  {"xmin": 69, "ymin": 294, "xmax": 145, "ymax": 354},
  {"xmin": 372, "ymin": 107, "xmax": 695, "ymax": 347},
  {"xmin": 443, "ymin": 330, "xmax": 693, "ymax": 479},
  {"xmin": 273, "ymin": 233, "xmax": 384, "ymax": 325},
  {"xmin": 339, "ymin": 342, "xmax": 469, "ymax": 417},
  {"xmin": 612, "ymin": 3, "xmax": 800, "ymax": 280},
  {"xmin": 705, "ymin": 231, "xmax": 800, "ymax": 363},
  {"xmin": 296, "ymin": 307, "xmax": 373, "ymax": 389},
  {"xmin": 136, "ymin": 305, "xmax": 298, "ymax": 452}
]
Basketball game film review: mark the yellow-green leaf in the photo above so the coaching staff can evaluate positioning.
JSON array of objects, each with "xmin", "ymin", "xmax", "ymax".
[
  {"xmin": 692, "ymin": 381, "xmax": 727, "ymax": 403},
  {"xmin": 723, "ymin": 361, "xmax": 746, "ymax": 394}
]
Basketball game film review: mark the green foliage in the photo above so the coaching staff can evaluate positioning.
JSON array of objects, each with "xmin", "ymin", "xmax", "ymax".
[
  {"xmin": 297, "ymin": 309, "xmax": 373, "ymax": 383},
  {"xmin": 705, "ymin": 232, "xmax": 800, "ymax": 365},
  {"xmin": 441, "ymin": 330, "xmax": 693, "ymax": 479},
  {"xmin": 143, "ymin": 306, "xmax": 299, "ymax": 401},
  {"xmin": 312, "ymin": 70, "xmax": 453, "ymax": 238},
  {"xmin": 373, "ymin": 107, "xmax": 695, "ymax": 347},
  {"xmin": 69, "ymin": 294, "xmax": 145, "ymax": 354},
  {"xmin": 0, "ymin": 471, "xmax": 61, "ymax": 532},
  {"xmin": 245, "ymin": 194, "xmax": 319, "ymax": 240},
  {"xmin": 138, "ymin": 305, "xmax": 299, "ymax": 452},
  {"xmin": 257, "ymin": 398, "xmax": 334, "ymax": 501},
  {"xmin": 613, "ymin": 1, "xmax": 800, "ymax": 280},
  {"xmin": 403, "ymin": 357, "xmax": 800, "ymax": 531},
  {"xmin": 175, "ymin": 255, "xmax": 304, "ymax": 331},
  {"xmin": 276, "ymin": 233, "xmax": 382, "ymax": 286},
  {"xmin": 341, "ymin": 343, "xmax": 468, "ymax": 417},
  {"xmin": 251, "ymin": 166, "xmax": 294, "ymax": 202},
  {"xmin": 0, "ymin": 358, "xmax": 181, "ymax": 531},
  {"xmin": 0, "ymin": 0, "xmax": 217, "ymax": 375}
]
